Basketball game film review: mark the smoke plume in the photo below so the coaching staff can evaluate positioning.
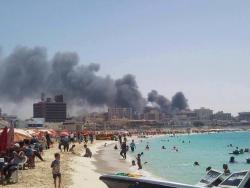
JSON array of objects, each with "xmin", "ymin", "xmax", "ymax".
[
  {"xmin": 171, "ymin": 92, "xmax": 188, "ymax": 111},
  {"xmin": 148, "ymin": 90, "xmax": 171, "ymax": 113},
  {"xmin": 0, "ymin": 46, "xmax": 189, "ymax": 118},
  {"xmin": 0, "ymin": 46, "xmax": 145, "ymax": 116}
]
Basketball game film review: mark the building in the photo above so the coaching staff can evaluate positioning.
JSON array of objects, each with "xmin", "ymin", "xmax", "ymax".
[
  {"xmin": 238, "ymin": 112, "xmax": 250, "ymax": 122},
  {"xmin": 213, "ymin": 111, "xmax": 232, "ymax": 121},
  {"xmin": 1, "ymin": 113, "xmax": 18, "ymax": 127},
  {"xmin": 33, "ymin": 94, "xmax": 67, "ymax": 122},
  {"xmin": 108, "ymin": 107, "xmax": 132, "ymax": 120},
  {"xmin": 26, "ymin": 118, "xmax": 45, "ymax": 128},
  {"xmin": 194, "ymin": 107, "xmax": 213, "ymax": 120}
]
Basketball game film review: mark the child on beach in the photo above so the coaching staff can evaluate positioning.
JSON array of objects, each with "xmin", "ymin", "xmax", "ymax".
[{"xmin": 51, "ymin": 153, "xmax": 61, "ymax": 188}]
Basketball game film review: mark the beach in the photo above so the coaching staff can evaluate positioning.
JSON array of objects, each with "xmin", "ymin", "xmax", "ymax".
[
  {"xmin": 4, "ymin": 142, "xmax": 72, "ymax": 188},
  {"xmin": 5, "ymin": 130, "xmax": 250, "ymax": 187},
  {"xmin": 5, "ymin": 141, "xmax": 114, "ymax": 188},
  {"xmin": 69, "ymin": 140, "xmax": 115, "ymax": 188}
]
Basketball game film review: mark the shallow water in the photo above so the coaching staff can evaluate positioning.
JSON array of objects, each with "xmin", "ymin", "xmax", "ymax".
[{"xmin": 128, "ymin": 131, "xmax": 250, "ymax": 184}]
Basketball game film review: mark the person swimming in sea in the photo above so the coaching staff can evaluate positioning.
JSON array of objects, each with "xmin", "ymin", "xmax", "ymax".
[
  {"xmin": 206, "ymin": 166, "xmax": 212, "ymax": 172},
  {"xmin": 145, "ymin": 145, "xmax": 149, "ymax": 150},
  {"xmin": 162, "ymin": 146, "xmax": 166, "ymax": 150},
  {"xmin": 130, "ymin": 140, "xmax": 136, "ymax": 152},
  {"xmin": 194, "ymin": 161, "xmax": 199, "ymax": 166}
]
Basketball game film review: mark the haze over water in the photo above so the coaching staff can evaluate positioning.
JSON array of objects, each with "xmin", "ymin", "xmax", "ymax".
[{"xmin": 130, "ymin": 131, "xmax": 250, "ymax": 184}]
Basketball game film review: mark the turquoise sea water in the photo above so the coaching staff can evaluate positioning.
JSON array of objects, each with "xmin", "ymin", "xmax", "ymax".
[{"xmin": 129, "ymin": 131, "xmax": 250, "ymax": 185}]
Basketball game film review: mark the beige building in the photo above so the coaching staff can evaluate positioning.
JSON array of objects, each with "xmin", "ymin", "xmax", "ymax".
[
  {"xmin": 194, "ymin": 107, "xmax": 213, "ymax": 120},
  {"xmin": 108, "ymin": 108, "xmax": 132, "ymax": 120}
]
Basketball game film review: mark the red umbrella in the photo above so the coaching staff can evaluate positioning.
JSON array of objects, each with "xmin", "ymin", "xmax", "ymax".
[
  {"xmin": 60, "ymin": 131, "xmax": 69, "ymax": 137},
  {"xmin": 0, "ymin": 127, "xmax": 8, "ymax": 153}
]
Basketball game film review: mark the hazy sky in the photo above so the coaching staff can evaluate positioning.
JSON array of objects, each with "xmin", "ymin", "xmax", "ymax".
[{"xmin": 1, "ymin": 0, "xmax": 250, "ymax": 115}]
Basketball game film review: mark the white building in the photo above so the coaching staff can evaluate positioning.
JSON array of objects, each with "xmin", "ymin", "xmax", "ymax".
[
  {"xmin": 26, "ymin": 118, "xmax": 45, "ymax": 128},
  {"xmin": 194, "ymin": 107, "xmax": 213, "ymax": 120}
]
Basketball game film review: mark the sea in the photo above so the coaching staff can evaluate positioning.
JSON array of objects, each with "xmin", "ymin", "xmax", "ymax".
[{"xmin": 128, "ymin": 131, "xmax": 250, "ymax": 185}]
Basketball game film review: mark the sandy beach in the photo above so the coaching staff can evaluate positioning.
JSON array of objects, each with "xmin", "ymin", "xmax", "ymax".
[
  {"xmin": 4, "ymin": 137, "xmax": 145, "ymax": 188},
  {"xmin": 4, "ymin": 143, "xmax": 72, "ymax": 188},
  {"xmin": 69, "ymin": 140, "xmax": 114, "ymax": 188}
]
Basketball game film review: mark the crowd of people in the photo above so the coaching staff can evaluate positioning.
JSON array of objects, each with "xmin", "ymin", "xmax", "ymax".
[
  {"xmin": 0, "ymin": 130, "xmax": 95, "ymax": 187},
  {"xmin": 0, "ymin": 132, "xmax": 52, "ymax": 185}
]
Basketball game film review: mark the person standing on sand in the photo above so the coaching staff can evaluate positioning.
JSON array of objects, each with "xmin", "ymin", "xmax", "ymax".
[
  {"xmin": 51, "ymin": 153, "xmax": 61, "ymax": 188},
  {"xmin": 45, "ymin": 132, "xmax": 52, "ymax": 149},
  {"xmin": 120, "ymin": 141, "xmax": 127, "ymax": 159}
]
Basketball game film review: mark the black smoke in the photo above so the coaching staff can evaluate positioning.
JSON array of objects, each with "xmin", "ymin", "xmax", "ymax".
[
  {"xmin": 0, "ymin": 46, "xmax": 145, "ymax": 113},
  {"xmin": 0, "ymin": 46, "xmax": 189, "ymax": 118},
  {"xmin": 147, "ymin": 90, "xmax": 171, "ymax": 113},
  {"xmin": 171, "ymin": 92, "xmax": 188, "ymax": 111}
]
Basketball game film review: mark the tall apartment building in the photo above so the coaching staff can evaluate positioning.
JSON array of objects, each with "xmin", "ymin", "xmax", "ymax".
[
  {"xmin": 238, "ymin": 112, "xmax": 250, "ymax": 122},
  {"xmin": 108, "ymin": 107, "xmax": 132, "ymax": 120},
  {"xmin": 213, "ymin": 111, "xmax": 232, "ymax": 121},
  {"xmin": 194, "ymin": 107, "xmax": 213, "ymax": 120},
  {"xmin": 33, "ymin": 94, "xmax": 67, "ymax": 122}
]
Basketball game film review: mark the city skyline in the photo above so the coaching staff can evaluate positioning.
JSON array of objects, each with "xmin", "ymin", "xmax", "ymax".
[{"xmin": 1, "ymin": 1, "xmax": 250, "ymax": 115}]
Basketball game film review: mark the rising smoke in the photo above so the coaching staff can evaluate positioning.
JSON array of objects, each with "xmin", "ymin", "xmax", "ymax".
[
  {"xmin": 148, "ymin": 90, "xmax": 171, "ymax": 113},
  {"xmin": 0, "ymin": 46, "xmax": 146, "ymax": 116},
  {"xmin": 147, "ymin": 90, "xmax": 188, "ymax": 113},
  {"xmin": 171, "ymin": 92, "xmax": 188, "ymax": 111},
  {"xmin": 0, "ymin": 46, "xmax": 188, "ymax": 118}
]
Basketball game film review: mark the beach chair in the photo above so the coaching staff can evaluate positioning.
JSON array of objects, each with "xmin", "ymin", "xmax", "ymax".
[{"xmin": 18, "ymin": 156, "xmax": 28, "ymax": 170}]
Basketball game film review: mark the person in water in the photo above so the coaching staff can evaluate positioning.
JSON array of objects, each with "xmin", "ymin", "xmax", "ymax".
[
  {"xmin": 162, "ymin": 146, "xmax": 166, "ymax": 150},
  {"xmin": 120, "ymin": 141, "xmax": 127, "ymax": 159},
  {"xmin": 223, "ymin": 164, "xmax": 230, "ymax": 175},
  {"xmin": 194, "ymin": 161, "xmax": 199, "ymax": 166},
  {"xmin": 206, "ymin": 166, "xmax": 212, "ymax": 172},
  {"xmin": 114, "ymin": 144, "xmax": 118, "ymax": 150},
  {"xmin": 131, "ymin": 160, "xmax": 136, "ymax": 166},
  {"xmin": 136, "ymin": 153, "xmax": 142, "ymax": 170},
  {"xmin": 145, "ymin": 145, "xmax": 149, "ymax": 150},
  {"xmin": 130, "ymin": 140, "xmax": 136, "ymax": 152}
]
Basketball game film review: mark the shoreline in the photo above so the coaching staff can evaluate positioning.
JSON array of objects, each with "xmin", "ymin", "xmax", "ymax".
[{"xmin": 69, "ymin": 140, "xmax": 111, "ymax": 188}]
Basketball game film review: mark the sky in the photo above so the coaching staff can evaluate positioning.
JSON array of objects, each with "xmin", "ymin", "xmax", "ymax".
[{"xmin": 0, "ymin": 0, "xmax": 250, "ymax": 115}]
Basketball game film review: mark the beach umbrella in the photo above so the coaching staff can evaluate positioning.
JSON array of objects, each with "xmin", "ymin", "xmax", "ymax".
[
  {"xmin": 26, "ymin": 129, "xmax": 37, "ymax": 135},
  {"xmin": 60, "ymin": 131, "xmax": 69, "ymax": 137},
  {"xmin": 0, "ymin": 128, "xmax": 28, "ymax": 143},
  {"xmin": 13, "ymin": 129, "xmax": 32, "ymax": 142},
  {"xmin": 38, "ymin": 129, "xmax": 57, "ymax": 137}
]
